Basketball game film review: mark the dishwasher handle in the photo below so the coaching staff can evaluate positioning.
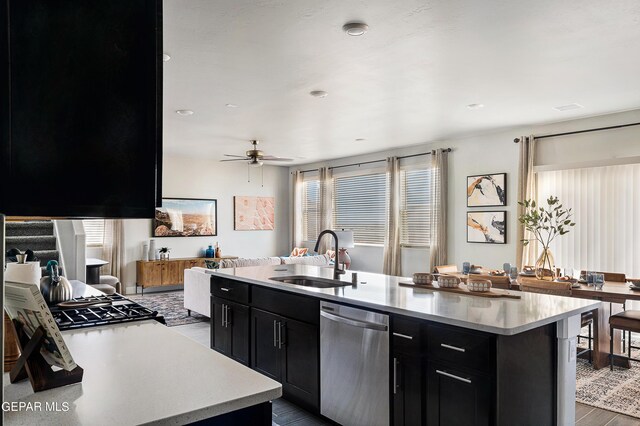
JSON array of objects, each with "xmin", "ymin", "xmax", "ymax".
[{"xmin": 320, "ymin": 310, "xmax": 388, "ymax": 331}]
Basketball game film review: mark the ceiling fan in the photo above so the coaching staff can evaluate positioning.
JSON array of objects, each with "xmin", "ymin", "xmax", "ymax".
[{"xmin": 221, "ymin": 140, "xmax": 293, "ymax": 166}]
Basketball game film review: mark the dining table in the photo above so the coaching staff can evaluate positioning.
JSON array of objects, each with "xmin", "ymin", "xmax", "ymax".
[{"xmin": 443, "ymin": 271, "xmax": 639, "ymax": 370}]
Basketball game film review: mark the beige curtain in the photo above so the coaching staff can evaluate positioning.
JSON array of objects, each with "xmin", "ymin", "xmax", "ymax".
[
  {"xmin": 291, "ymin": 170, "xmax": 304, "ymax": 248},
  {"xmin": 429, "ymin": 149, "xmax": 448, "ymax": 270},
  {"xmin": 317, "ymin": 167, "xmax": 333, "ymax": 254},
  {"xmin": 383, "ymin": 157, "xmax": 402, "ymax": 276},
  {"xmin": 516, "ymin": 136, "xmax": 537, "ymax": 269},
  {"xmin": 101, "ymin": 219, "xmax": 125, "ymax": 280}
]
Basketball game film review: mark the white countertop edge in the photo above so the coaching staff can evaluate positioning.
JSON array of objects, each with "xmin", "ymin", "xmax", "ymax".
[{"xmin": 215, "ymin": 272, "xmax": 602, "ymax": 336}]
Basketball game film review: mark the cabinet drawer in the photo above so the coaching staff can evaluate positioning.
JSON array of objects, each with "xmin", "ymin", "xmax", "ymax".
[
  {"xmin": 211, "ymin": 276, "xmax": 250, "ymax": 304},
  {"xmin": 252, "ymin": 286, "xmax": 319, "ymax": 325},
  {"xmin": 427, "ymin": 324, "xmax": 493, "ymax": 373},
  {"xmin": 392, "ymin": 316, "xmax": 424, "ymax": 355}
]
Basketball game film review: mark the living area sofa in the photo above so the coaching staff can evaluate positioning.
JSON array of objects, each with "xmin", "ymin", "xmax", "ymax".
[{"xmin": 184, "ymin": 254, "xmax": 332, "ymax": 317}]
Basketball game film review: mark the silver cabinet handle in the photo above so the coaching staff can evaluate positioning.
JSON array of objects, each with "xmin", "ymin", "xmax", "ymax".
[
  {"xmin": 393, "ymin": 358, "xmax": 398, "ymax": 394},
  {"xmin": 220, "ymin": 287, "xmax": 230, "ymax": 292},
  {"xmin": 436, "ymin": 369, "xmax": 471, "ymax": 384},
  {"xmin": 277, "ymin": 322, "xmax": 283, "ymax": 349},
  {"xmin": 393, "ymin": 332, "xmax": 413, "ymax": 340},
  {"xmin": 225, "ymin": 305, "xmax": 231, "ymax": 327},
  {"xmin": 273, "ymin": 320, "xmax": 277, "ymax": 347},
  {"xmin": 221, "ymin": 304, "xmax": 226, "ymax": 327},
  {"xmin": 441, "ymin": 343, "xmax": 466, "ymax": 352}
]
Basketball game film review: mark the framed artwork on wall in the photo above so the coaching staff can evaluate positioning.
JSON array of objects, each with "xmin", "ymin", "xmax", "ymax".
[
  {"xmin": 234, "ymin": 196, "xmax": 275, "ymax": 230},
  {"xmin": 467, "ymin": 173, "xmax": 507, "ymax": 207},
  {"xmin": 153, "ymin": 198, "xmax": 217, "ymax": 237},
  {"xmin": 467, "ymin": 211, "xmax": 506, "ymax": 244}
]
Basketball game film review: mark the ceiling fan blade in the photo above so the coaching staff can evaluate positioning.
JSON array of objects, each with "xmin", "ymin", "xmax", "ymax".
[
  {"xmin": 262, "ymin": 155, "xmax": 294, "ymax": 162},
  {"xmin": 224, "ymin": 154, "xmax": 248, "ymax": 158},
  {"xmin": 220, "ymin": 158, "xmax": 249, "ymax": 162}
]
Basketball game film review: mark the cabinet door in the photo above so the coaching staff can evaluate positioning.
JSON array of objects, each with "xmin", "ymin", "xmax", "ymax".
[
  {"xmin": 211, "ymin": 298, "xmax": 230, "ymax": 355},
  {"xmin": 426, "ymin": 362, "xmax": 491, "ymax": 426},
  {"xmin": 393, "ymin": 354, "xmax": 424, "ymax": 426},
  {"xmin": 227, "ymin": 301, "xmax": 250, "ymax": 366},
  {"xmin": 251, "ymin": 309, "xmax": 281, "ymax": 381},
  {"xmin": 139, "ymin": 262, "xmax": 162, "ymax": 287},
  {"xmin": 161, "ymin": 261, "xmax": 181, "ymax": 285},
  {"xmin": 281, "ymin": 318, "xmax": 319, "ymax": 412}
]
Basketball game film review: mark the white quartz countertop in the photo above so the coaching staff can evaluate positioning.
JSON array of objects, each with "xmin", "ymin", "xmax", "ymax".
[
  {"xmin": 213, "ymin": 264, "xmax": 601, "ymax": 336},
  {"xmin": 3, "ymin": 320, "xmax": 281, "ymax": 425}
]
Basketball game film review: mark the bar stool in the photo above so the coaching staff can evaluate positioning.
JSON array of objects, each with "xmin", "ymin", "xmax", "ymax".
[{"xmin": 609, "ymin": 310, "xmax": 640, "ymax": 370}]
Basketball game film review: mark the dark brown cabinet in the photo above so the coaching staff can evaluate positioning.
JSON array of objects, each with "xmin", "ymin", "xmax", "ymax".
[
  {"xmin": 211, "ymin": 297, "xmax": 250, "ymax": 366},
  {"xmin": 426, "ymin": 362, "xmax": 491, "ymax": 426},
  {"xmin": 392, "ymin": 316, "xmax": 426, "ymax": 426},
  {"xmin": 251, "ymin": 308, "xmax": 319, "ymax": 412}
]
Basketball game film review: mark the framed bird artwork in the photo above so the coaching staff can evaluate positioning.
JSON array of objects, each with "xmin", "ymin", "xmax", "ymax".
[
  {"xmin": 467, "ymin": 173, "xmax": 507, "ymax": 207},
  {"xmin": 467, "ymin": 211, "xmax": 507, "ymax": 244}
]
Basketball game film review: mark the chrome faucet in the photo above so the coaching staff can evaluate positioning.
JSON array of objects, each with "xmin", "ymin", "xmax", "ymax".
[{"xmin": 314, "ymin": 229, "xmax": 345, "ymax": 280}]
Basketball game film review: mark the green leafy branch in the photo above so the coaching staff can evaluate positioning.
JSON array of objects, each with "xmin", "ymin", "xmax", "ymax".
[{"xmin": 518, "ymin": 196, "xmax": 575, "ymax": 250}]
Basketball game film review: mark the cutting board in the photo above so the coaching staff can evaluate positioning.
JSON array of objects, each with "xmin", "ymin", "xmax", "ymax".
[{"xmin": 399, "ymin": 281, "xmax": 521, "ymax": 299}]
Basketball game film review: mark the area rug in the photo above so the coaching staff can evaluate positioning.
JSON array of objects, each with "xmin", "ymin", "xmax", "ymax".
[
  {"xmin": 576, "ymin": 338, "xmax": 640, "ymax": 418},
  {"xmin": 128, "ymin": 291, "xmax": 208, "ymax": 327}
]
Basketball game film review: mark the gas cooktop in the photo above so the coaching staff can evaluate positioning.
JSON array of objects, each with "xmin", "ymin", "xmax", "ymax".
[{"xmin": 49, "ymin": 294, "xmax": 165, "ymax": 330}]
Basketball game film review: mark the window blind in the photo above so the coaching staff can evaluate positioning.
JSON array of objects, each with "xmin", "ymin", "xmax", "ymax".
[
  {"xmin": 537, "ymin": 163, "xmax": 640, "ymax": 278},
  {"xmin": 333, "ymin": 172, "xmax": 388, "ymax": 245},
  {"xmin": 302, "ymin": 180, "xmax": 320, "ymax": 242},
  {"xmin": 83, "ymin": 219, "xmax": 105, "ymax": 247},
  {"xmin": 400, "ymin": 168, "xmax": 431, "ymax": 247}
]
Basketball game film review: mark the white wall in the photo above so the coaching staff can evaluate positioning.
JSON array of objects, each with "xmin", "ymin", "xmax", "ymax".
[
  {"xmin": 121, "ymin": 155, "xmax": 290, "ymax": 292},
  {"xmin": 290, "ymin": 109, "xmax": 640, "ymax": 276}
]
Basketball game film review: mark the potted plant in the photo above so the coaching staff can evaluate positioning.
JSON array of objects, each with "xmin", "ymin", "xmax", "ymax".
[
  {"xmin": 159, "ymin": 247, "xmax": 171, "ymax": 260},
  {"xmin": 518, "ymin": 196, "xmax": 575, "ymax": 281}
]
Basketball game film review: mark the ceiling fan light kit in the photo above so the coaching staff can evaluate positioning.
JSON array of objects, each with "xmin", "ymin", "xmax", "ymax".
[{"xmin": 221, "ymin": 140, "xmax": 294, "ymax": 167}]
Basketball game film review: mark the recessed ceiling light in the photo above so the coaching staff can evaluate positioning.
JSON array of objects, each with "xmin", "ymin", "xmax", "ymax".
[
  {"xmin": 342, "ymin": 22, "xmax": 369, "ymax": 36},
  {"xmin": 466, "ymin": 103, "xmax": 484, "ymax": 110},
  {"xmin": 553, "ymin": 103, "xmax": 583, "ymax": 112},
  {"xmin": 162, "ymin": 53, "xmax": 171, "ymax": 62},
  {"xmin": 176, "ymin": 109, "xmax": 194, "ymax": 116},
  {"xmin": 310, "ymin": 90, "xmax": 328, "ymax": 98},
  {"xmin": 225, "ymin": 103, "xmax": 239, "ymax": 108},
  {"xmin": 355, "ymin": 138, "xmax": 366, "ymax": 142}
]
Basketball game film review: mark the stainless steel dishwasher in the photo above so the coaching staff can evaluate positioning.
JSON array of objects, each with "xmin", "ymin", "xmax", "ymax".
[{"xmin": 320, "ymin": 301, "xmax": 389, "ymax": 426}]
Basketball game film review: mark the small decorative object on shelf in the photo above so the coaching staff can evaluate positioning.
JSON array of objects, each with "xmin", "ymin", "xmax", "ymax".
[
  {"xmin": 519, "ymin": 196, "xmax": 575, "ymax": 281},
  {"xmin": 148, "ymin": 239, "xmax": 157, "ymax": 261},
  {"xmin": 205, "ymin": 244, "xmax": 215, "ymax": 258},
  {"xmin": 159, "ymin": 247, "xmax": 171, "ymax": 260},
  {"xmin": 214, "ymin": 242, "xmax": 221, "ymax": 258},
  {"xmin": 142, "ymin": 243, "xmax": 149, "ymax": 261}
]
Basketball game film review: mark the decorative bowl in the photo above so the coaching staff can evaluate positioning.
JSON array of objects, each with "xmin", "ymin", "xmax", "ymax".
[
  {"xmin": 489, "ymin": 269, "xmax": 505, "ymax": 276},
  {"xmin": 438, "ymin": 275, "xmax": 460, "ymax": 288},
  {"xmin": 467, "ymin": 278, "xmax": 492, "ymax": 292},
  {"xmin": 469, "ymin": 265, "xmax": 483, "ymax": 274},
  {"xmin": 413, "ymin": 273, "xmax": 433, "ymax": 285}
]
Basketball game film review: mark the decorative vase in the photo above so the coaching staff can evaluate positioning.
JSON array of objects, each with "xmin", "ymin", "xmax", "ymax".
[
  {"xmin": 205, "ymin": 245, "xmax": 215, "ymax": 258},
  {"xmin": 338, "ymin": 248, "xmax": 351, "ymax": 270},
  {"xmin": 159, "ymin": 252, "xmax": 169, "ymax": 260},
  {"xmin": 535, "ymin": 248, "xmax": 557, "ymax": 281},
  {"xmin": 148, "ymin": 239, "xmax": 156, "ymax": 261},
  {"xmin": 142, "ymin": 244, "xmax": 149, "ymax": 261}
]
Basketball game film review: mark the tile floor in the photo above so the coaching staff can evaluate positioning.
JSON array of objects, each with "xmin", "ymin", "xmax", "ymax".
[{"xmin": 173, "ymin": 321, "xmax": 640, "ymax": 426}]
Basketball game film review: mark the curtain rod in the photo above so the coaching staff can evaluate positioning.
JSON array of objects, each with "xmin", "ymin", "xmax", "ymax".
[
  {"xmin": 513, "ymin": 121, "xmax": 640, "ymax": 143},
  {"xmin": 295, "ymin": 148, "xmax": 452, "ymax": 174}
]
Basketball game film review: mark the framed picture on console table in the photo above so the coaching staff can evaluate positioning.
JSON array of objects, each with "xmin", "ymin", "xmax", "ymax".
[
  {"xmin": 467, "ymin": 173, "xmax": 507, "ymax": 207},
  {"xmin": 154, "ymin": 198, "xmax": 217, "ymax": 237},
  {"xmin": 467, "ymin": 211, "xmax": 506, "ymax": 244}
]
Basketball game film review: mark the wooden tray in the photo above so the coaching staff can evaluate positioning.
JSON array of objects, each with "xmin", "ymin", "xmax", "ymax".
[{"xmin": 399, "ymin": 282, "xmax": 521, "ymax": 299}]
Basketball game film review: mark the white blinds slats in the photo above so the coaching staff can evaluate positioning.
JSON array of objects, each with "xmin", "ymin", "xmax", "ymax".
[
  {"xmin": 400, "ymin": 168, "xmax": 431, "ymax": 247},
  {"xmin": 333, "ymin": 173, "xmax": 388, "ymax": 245},
  {"xmin": 537, "ymin": 163, "xmax": 640, "ymax": 278},
  {"xmin": 83, "ymin": 219, "xmax": 105, "ymax": 247},
  {"xmin": 302, "ymin": 180, "xmax": 320, "ymax": 242}
]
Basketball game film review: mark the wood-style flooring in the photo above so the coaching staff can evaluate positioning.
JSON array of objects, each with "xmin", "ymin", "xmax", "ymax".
[{"xmin": 173, "ymin": 321, "xmax": 640, "ymax": 426}]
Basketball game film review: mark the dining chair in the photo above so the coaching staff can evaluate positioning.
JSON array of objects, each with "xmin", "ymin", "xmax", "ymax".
[
  {"xmin": 609, "ymin": 310, "xmax": 640, "ymax": 370},
  {"xmin": 434, "ymin": 264, "xmax": 458, "ymax": 274},
  {"xmin": 520, "ymin": 278, "xmax": 594, "ymax": 363},
  {"xmin": 468, "ymin": 274, "xmax": 511, "ymax": 290}
]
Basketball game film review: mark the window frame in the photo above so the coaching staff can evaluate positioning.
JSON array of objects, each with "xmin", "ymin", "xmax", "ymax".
[
  {"xmin": 83, "ymin": 219, "xmax": 106, "ymax": 248},
  {"xmin": 399, "ymin": 164, "xmax": 432, "ymax": 249}
]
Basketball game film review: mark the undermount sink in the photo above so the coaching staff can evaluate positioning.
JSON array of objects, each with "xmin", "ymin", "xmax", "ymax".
[{"xmin": 269, "ymin": 275, "xmax": 350, "ymax": 289}]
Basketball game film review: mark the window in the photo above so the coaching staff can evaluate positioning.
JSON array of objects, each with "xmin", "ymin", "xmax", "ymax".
[
  {"xmin": 537, "ymin": 163, "xmax": 640, "ymax": 277},
  {"xmin": 333, "ymin": 172, "xmax": 388, "ymax": 245},
  {"xmin": 302, "ymin": 180, "xmax": 320, "ymax": 242},
  {"xmin": 400, "ymin": 168, "xmax": 431, "ymax": 247},
  {"xmin": 83, "ymin": 219, "xmax": 105, "ymax": 247}
]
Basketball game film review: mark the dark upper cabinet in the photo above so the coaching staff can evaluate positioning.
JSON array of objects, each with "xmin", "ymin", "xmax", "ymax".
[{"xmin": 0, "ymin": 0, "xmax": 162, "ymax": 218}]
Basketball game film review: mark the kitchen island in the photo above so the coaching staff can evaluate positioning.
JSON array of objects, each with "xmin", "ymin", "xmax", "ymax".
[
  {"xmin": 3, "ymin": 283, "xmax": 281, "ymax": 426},
  {"xmin": 206, "ymin": 264, "xmax": 601, "ymax": 426}
]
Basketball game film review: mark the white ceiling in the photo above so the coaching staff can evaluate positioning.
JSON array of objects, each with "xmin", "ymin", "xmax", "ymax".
[{"xmin": 163, "ymin": 0, "xmax": 640, "ymax": 165}]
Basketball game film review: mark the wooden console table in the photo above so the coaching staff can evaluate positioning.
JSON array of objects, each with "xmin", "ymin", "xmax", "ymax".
[{"xmin": 136, "ymin": 256, "xmax": 237, "ymax": 294}]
